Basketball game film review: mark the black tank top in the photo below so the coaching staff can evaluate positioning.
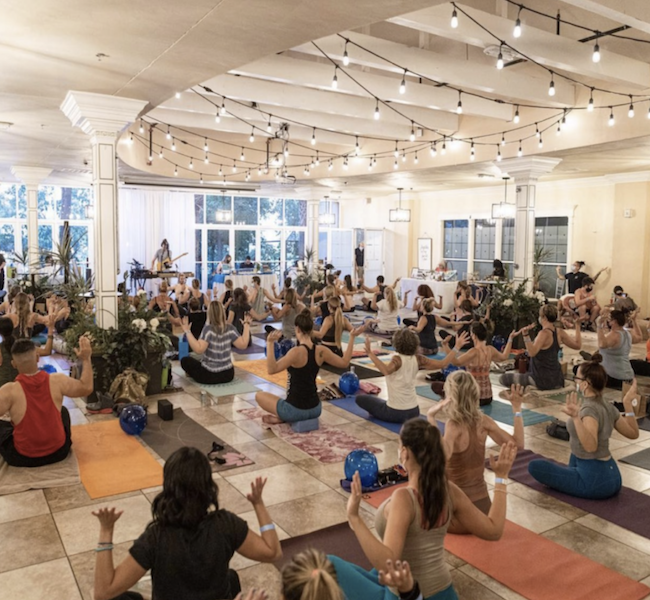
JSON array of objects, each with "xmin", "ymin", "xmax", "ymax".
[
  {"xmin": 322, "ymin": 319, "xmax": 337, "ymax": 345},
  {"xmin": 530, "ymin": 329, "xmax": 564, "ymax": 390},
  {"xmin": 418, "ymin": 314, "xmax": 438, "ymax": 352},
  {"xmin": 286, "ymin": 345, "xmax": 320, "ymax": 410}
]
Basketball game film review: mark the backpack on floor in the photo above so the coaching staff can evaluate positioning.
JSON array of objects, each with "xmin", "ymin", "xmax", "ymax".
[{"xmin": 546, "ymin": 419, "xmax": 570, "ymax": 441}]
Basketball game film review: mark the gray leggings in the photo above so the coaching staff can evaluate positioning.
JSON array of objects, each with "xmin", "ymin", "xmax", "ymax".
[
  {"xmin": 355, "ymin": 395, "xmax": 420, "ymax": 423},
  {"xmin": 499, "ymin": 372, "xmax": 537, "ymax": 388}
]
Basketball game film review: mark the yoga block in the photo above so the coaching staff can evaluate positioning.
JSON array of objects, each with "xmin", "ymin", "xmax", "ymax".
[
  {"xmin": 157, "ymin": 399, "xmax": 174, "ymax": 421},
  {"xmin": 178, "ymin": 335, "xmax": 189, "ymax": 361},
  {"xmin": 291, "ymin": 418, "xmax": 319, "ymax": 433}
]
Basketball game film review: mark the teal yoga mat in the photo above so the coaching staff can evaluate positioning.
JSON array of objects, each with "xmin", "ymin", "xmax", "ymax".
[{"xmin": 415, "ymin": 385, "xmax": 442, "ymax": 401}]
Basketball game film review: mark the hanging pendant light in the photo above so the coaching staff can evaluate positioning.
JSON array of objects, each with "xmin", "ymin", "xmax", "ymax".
[
  {"xmin": 389, "ymin": 188, "xmax": 411, "ymax": 222},
  {"xmin": 492, "ymin": 176, "xmax": 516, "ymax": 219}
]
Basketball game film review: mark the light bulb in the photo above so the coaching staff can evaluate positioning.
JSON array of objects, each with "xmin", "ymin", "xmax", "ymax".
[
  {"xmin": 284, "ymin": 146, "xmax": 289, "ymax": 158},
  {"xmin": 343, "ymin": 43, "xmax": 350, "ymax": 66},
  {"xmin": 556, "ymin": 124, "xmax": 561, "ymax": 135},
  {"xmin": 166, "ymin": 127, "xmax": 171, "ymax": 140},
  {"xmin": 441, "ymin": 141, "xmax": 447, "ymax": 155},
  {"xmin": 430, "ymin": 143, "xmax": 437, "ymax": 157},
  {"xmin": 189, "ymin": 159, "xmax": 193, "ymax": 169},
  {"xmin": 414, "ymin": 152, "xmax": 419, "ymax": 164},
  {"xmin": 535, "ymin": 124, "xmax": 540, "ymax": 138},
  {"xmin": 328, "ymin": 160, "xmax": 333, "ymax": 171},
  {"xmin": 514, "ymin": 107, "xmax": 520, "ymax": 124},
  {"xmin": 249, "ymin": 129, "xmax": 255, "ymax": 143},
  {"xmin": 232, "ymin": 161, "xmax": 237, "ymax": 172},
  {"xmin": 402, "ymin": 152, "xmax": 407, "ymax": 162},
  {"xmin": 628, "ymin": 103, "xmax": 635, "ymax": 118},
  {"xmin": 355, "ymin": 136, "xmax": 360, "ymax": 155},
  {"xmin": 139, "ymin": 121, "xmax": 144, "ymax": 134},
  {"xmin": 171, "ymin": 139, "xmax": 176, "ymax": 151},
  {"xmin": 548, "ymin": 77, "xmax": 555, "ymax": 96},
  {"xmin": 343, "ymin": 158, "xmax": 348, "ymax": 170},
  {"xmin": 215, "ymin": 113, "xmax": 220, "ymax": 124},
  {"xmin": 470, "ymin": 143, "xmax": 475, "ymax": 161},
  {"xmin": 496, "ymin": 146, "xmax": 502, "ymax": 162},
  {"xmin": 538, "ymin": 135, "xmax": 543, "ymax": 148},
  {"xmin": 200, "ymin": 174, "xmax": 204, "ymax": 184},
  {"xmin": 175, "ymin": 92, "xmax": 181, "ymax": 99},
  {"xmin": 204, "ymin": 139, "xmax": 209, "ymax": 152},
  {"xmin": 258, "ymin": 167, "xmax": 262, "ymax": 176},
  {"xmin": 220, "ymin": 102, "xmax": 226, "ymax": 116},
  {"xmin": 373, "ymin": 155, "xmax": 377, "ymax": 166},
  {"xmin": 608, "ymin": 109, "xmax": 615, "ymax": 126},
  {"xmin": 518, "ymin": 143, "xmax": 523, "ymax": 158},
  {"xmin": 451, "ymin": 8, "xmax": 458, "ymax": 28},
  {"xmin": 331, "ymin": 68, "xmax": 338, "ymax": 89},
  {"xmin": 374, "ymin": 101, "xmax": 380, "ymax": 120},
  {"xmin": 204, "ymin": 154, "xmax": 209, "ymax": 164},
  {"xmin": 513, "ymin": 17, "xmax": 521, "ymax": 38},
  {"xmin": 148, "ymin": 153, "xmax": 153, "ymax": 162},
  {"xmin": 311, "ymin": 129, "xmax": 316, "ymax": 145},
  {"xmin": 159, "ymin": 148, "xmax": 164, "ymax": 159},
  {"xmin": 409, "ymin": 125, "xmax": 415, "ymax": 142},
  {"xmin": 496, "ymin": 50, "xmax": 504, "ymax": 70},
  {"xmin": 592, "ymin": 42, "xmax": 601, "ymax": 63},
  {"xmin": 128, "ymin": 132, "xmax": 133, "ymax": 144},
  {"xmin": 315, "ymin": 152, "xmax": 320, "ymax": 166},
  {"xmin": 587, "ymin": 95, "xmax": 594, "ymax": 112},
  {"xmin": 240, "ymin": 148, "xmax": 245, "ymax": 161},
  {"xmin": 368, "ymin": 158, "xmax": 373, "ymax": 170},
  {"xmin": 394, "ymin": 159, "xmax": 399, "ymax": 170},
  {"xmin": 399, "ymin": 71, "xmax": 406, "ymax": 95},
  {"xmin": 174, "ymin": 165, "xmax": 178, "ymax": 176},
  {"xmin": 456, "ymin": 98, "xmax": 463, "ymax": 114},
  {"xmin": 267, "ymin": 119, "xmax": 272, "ymax": 133},
  {"xmin": 647, "ymin": 106, "xmax": 650, "ymax": 119},
  {"xmin": 501, "ymin": 134, "xmax": 506, "ymax": 147},
  {"xmin": 394, "ymin": 143, "xmax": 399, "ymax": 158},
  {"xmin": 218, "ymin": 165, "xmax": 223, "ymax": 176}
]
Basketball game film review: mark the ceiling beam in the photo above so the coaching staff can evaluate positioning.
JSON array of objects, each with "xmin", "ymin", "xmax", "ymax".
[
  {"xmin": 230, "ymin": 54, "xmax": 513, "ymax": 121},
  {"xmin": 389, "ymin": 3, "xmax": 650, "ymax": 90},
  {"xmin": 195, "ymin": 74, "xmax": 460, "ymax": 132},
  {"xmin": 292, "ymin": 31, "xmax": 575, "ymax": 106},
  {"xmin": 559, "ymin": 0, "xmax": 650, "ymax": 35}
]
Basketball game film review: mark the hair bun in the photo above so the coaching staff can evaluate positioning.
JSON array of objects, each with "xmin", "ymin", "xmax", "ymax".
[{"xmin": 590, "ymin": 352, "xmax": 603, "ymax": 365}]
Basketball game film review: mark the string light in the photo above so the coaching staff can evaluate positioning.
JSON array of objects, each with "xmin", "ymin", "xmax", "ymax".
[
  {"xmin": 355, "ymin": 136, "xmax": 360, "ymax": 155},
  {"xmin": 215, "ymin": 112, "xmax": 221, "ymax": 124},
  {"xmin": 232, "ymin": 160, "xmax": 237, "ymax": 172},
  {"xmin": 246, "ymin": 171, "xmax": 251, "ymax": 181},
  {"xmin": 548, "ymin": 74, "xmax": 556, "ymax": 96},
  {"xmin": 315, "ymin": 151, "xmax": 320, "ymax": 166},
  {"xmin": 374, "ymin": 100, "xmax": 380, "ymax": 120},
  {"xmin": 138, "ymin": 120, "xmax": 144, "ymax": 134},
  {"xmin": 514, "ymin": 106, "xmax": 520, "ymax": 124},
  {"xmin": 240, "ymin": 148, "xmax": 245, "ymax": 161},
  {"xmin": 368, "ymin": 158, "xmax": 373, "ymax": 170},
  {"xmin": 441, "ymin": 140, "xmax": 447, "ymax": 155},
  {"xmin": 189, "ymin": 158, "xmax": 194, "ymax": 169},
  {"xmin": 399, "ymin": 70, "xmax": 407, "ymax": 95},
  {"xmin": 311, "ymin": 157, "xmax": 315, "ymax": 168},
  {"xmin": 174, "ymin": 165, "xmax": 178, "ymax": 176},
  {"xmin": 456, "ymin": 92, "xmax": 463, "ymax": 114},
  {"xmin": 608, "ymin": 107, "xmax": 615, "ymax": 126},
  {"xmin": 402, "ymin": 151, "xmax": 407, "ymax": 162},
  {"xmin": 430, "ymin": 142, "xmax": 437, "ymax": 157},
  {"xmin": 518, "ymin": 142, "xmax": 523, "ymax": 157},
  {"xmin": 373, "ymin": 155, "xmax": 377, "ymax": 166},
  {"xmin": 328, "ymin": 160, "xmax": 333, "ymax": 171},
  {"xmin": 513, "ymin": 15, "xmax": 522, "ymax": 38},
  {"xmin": 343, "ymin": 41, "xmax": 350, "ymax": 66},
  {"xmin": 258, "ymin": 166, "xmax": 262, "ymax": 176},
  {"xmin": 343, "ymin": 157, "xmax": 348, "ymax": 170},
  {"xmin": 218, "ymin": 165, "xmax": 223, "ymax": 176},
  {"xmin": 220, "ymin": 101, "xmax": 226, "ymax": 116},
  {"xmin": 204, "ymin": 154, "xmax": 209, "ymax": 164},
  {"xmin": 414, "ymin": 152, "xmax": 418, "ymax": 164},
  {"xmin": 148, "ymin": 151, "xmax": 153, "ymax": 162},
  {"xmin": 538, "ymin": 134, "xmax": 543, "ymax": 148},
  {"xmin": 203, "ymin": 138, "xmax": 209, "ymax": 152},
  {"xmin": 496, "ymin": 145, "xmax": 502, "ymax": 161},
  {"xmin": 175, "ymin": 92, "xmax": 181, "ymax": 99},
  {"xmin": 128, "ymin": 132, "xmax": 134, "ymax": 144},
  {"xmin": 331, "ymin": 67, "xmax": 338, "ymax": 89},
  {"xmin": 470, "ymin": 141, "xmax": 475, "ymax": 161},
  {"xmin": 166, "ymin": 126, "xmax": 171, "ymax": 140},
  {"xmin": 535, "ymin": 123, "xmax": 540, "ymax": 138},
  {"xmin": 501, "ymin": 133, "xmax": 506, "ymax": 146},
  {"xmin": 409, "ymin": 122, "xmax": 415, "ymax": 142},
  {"xmin": 159, "ymin": 147, "xmax": 164, "ymax": 159},
  {"xmin": 556, "ymin": 123, "xmax": 561, "ymax": 135},
  {"xmin": 394, "ymin": 142, "xmax": 399, "ymax": 158},
  {"xmin": 303, "ymin": 167, "xmax": 310, "ymax": 176},
  {"xmin": 628, "ymin": 97, "xmax": 635, "ymax": 118},
  {"xmin": 267, "ymin": 118, "xmax": 272, "ymax": 133},
  {"xmin": 647, "ymin": 106, "xmax": 650, "ymax": 119},
  {"xmin": 284, "ymin": 146, "xmax": 289, "ymax": 158},
  {"xmin": 451, "ymin": 7, "xmax": 458, "ymax": 28},
  {"xmin": 496, "ymin": 44, "xmax": 504, "ymax": 70},
  {"xmin": 592, "ymin": 41, "xmax": 601, "ymax": 63},
  {"xmin": 249, "ymin": 129, "xmax": 255, "ymax": 143},
  {"xmin": 587, "ymin": 89, "xmax": 594, "ymax": 112},
  {"xmin": 171, "ymin": 138, "xmax": 176, "ymax": 151},
  {"xmin": 311, "ymin": 128, "xmax": 317, "ymax": 145},
  {"xmin": 200, "ymin": 174, "xmax": 204, "ymax": 184},
  {"xmin": 394, "ymin": 159, "xmax": 399, "ymax": 169}
]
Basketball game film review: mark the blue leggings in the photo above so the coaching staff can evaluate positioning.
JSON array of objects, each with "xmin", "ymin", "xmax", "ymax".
[
  {"xmin": 328, "ymin": 555, "xmax": 458, "ymax": 600},
  {"xmin": 528, "ymin": 454, "xmax": 622, "ymax": 499}
]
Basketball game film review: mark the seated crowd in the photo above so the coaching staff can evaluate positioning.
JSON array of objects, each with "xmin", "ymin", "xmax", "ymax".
[{"xmin": 0, "ymin": 258, "xmax": 648, "ymax": 600}]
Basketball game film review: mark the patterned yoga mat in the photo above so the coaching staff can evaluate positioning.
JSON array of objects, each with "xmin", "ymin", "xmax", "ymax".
[{"xmin": 238, "ymin": 407, "xmax": 381, "ymax": 463}]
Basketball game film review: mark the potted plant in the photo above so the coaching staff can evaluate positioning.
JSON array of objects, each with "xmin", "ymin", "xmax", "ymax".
[{"xmin": 294, "ymin": 247, "xmax": 326, "ymax": 297}]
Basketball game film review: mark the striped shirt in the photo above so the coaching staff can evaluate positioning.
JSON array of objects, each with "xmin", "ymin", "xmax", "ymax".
[{"xmin": 199, "ymin": 324, "xmax": 240, "ymax": 373}]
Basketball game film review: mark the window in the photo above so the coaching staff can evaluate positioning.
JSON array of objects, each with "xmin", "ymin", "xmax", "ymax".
[
  {"xmin": 259, "ymin": 198, "xmax": 283, "ymax": 227},
  {"xmin": 535, "ymin": 216, "xmax": 569, "ymax": 297},
  {"xmin": 195, "ymin": 229, "xmax": 202, "ymax": 286},
  {"xmin": 443, "ymin": 219, "xmax": 468, "ymax": 278},
  {"xmin": 473, "ymin": 219, "xmax": 496, "ymax": 279},
  {"xmin": 319, "ymin": 200, "xmax": 339, "ymax": 228},
  {"xmin": 194, "ymin": 194, "xmax": 204, "ymax": 224},
  {"xmin": 501, "ymin": 218, "xmax": 515, "ymax": 264},
  {"xmin": 58, "ymin": 225, "xmax": 90, "ymax": 266},
  {"xmin": 285, "ymin": 231, "xmax": 305, "ymax": 271},
  {"xmin": 318, "ymin": 232, "xmax": 328, "ymax": 262},
  {"xmin": 284, "ymin": 199, "xmax": 307, "ymax": 226},
  {"xmin": 206, "ymin": 229, "xmax": 230, "ymax": 286},
  {"xmin": 206, "ymin": 195, "xmax": 232, "ymax": 225},
  {"xmin": 0, "ymin": 185, "xmax": 18, "ymax": 218},
  {"xmin": 261, "ymin": 229, "xmax": 282, "ymax": 274},
  {"xmin": 234, "ymin": 230, "xmax": 256, "ymax": 264},
  {"xmin": 234, "ymin": 197, "xmax": 258, "ymax": 225},
  {"xmin": 0, "ymin": 225, "xmax": 14, "ymax": 254}
]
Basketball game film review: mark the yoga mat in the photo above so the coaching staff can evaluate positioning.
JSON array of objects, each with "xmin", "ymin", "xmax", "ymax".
[
  {"xmin": 140, "ymin": 408, "xmax": 253, "ymax": 473},
  {"xmin": 481, "ymin": 400, "xmax": 553, "ymax": 427},
  {"xmin": 329, "ymin": 397, "xmax": 443, "ymax": 435},
  {"xmin": 415, "ymin": 385, "xmax": 442, "ymax": 401},
  {"xmin": 355, "ymin": 355, "xmax": 395, "ymax": 365},
  {"xmin": 172, "ymin": 367, "xmax": 260, "ymax": 396},
  {"xmin": 504, "ymin": 449, "xmax": 650, "ymax": 540},
  {"xmin": 620, "ymin": 447, "xmax": 650, "ymax": 471},
  {"xmin": 362, "ymin": 482, "xmax": 409, "ymax": 508},
  {"xmin": 321, "ymin": 363, "xmax": 383, "ymax": 380},
  {"xmin": 0, "ymin": 450, "xmax": 80, "ymax": 495},
  {"xmin": 351, "ymin": 349, "xmax": 389, "ymax": 358},
  {"xmin": 234, "ymin": 360, "xmax": 288, "ymax": 388},
  {"xmin": 72, "ymin": 420, "xmax": 162, "ymax": 499},
  {"xmin": 232, "ymin": 344, "xmax": 265, "ymax": 355},
  {"xmin": 238, "ymin": 407, "xmax": 381, "ymax": 463},
  {"xmin": 275, "ymin": 522, "xmax": 372, "ymax": 571},
  {"xmin": 445, "ymin": 520, "xmax": 649, "ymax": 600},
  {"xmin": 636, "ymin": 417, "xmax": 650, "ymax": 433}
]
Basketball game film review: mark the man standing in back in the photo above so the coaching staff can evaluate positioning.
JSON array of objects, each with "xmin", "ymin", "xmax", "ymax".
[{"xmin": 355, "ymin": 241, "xmax": 365, "ymax": 285}]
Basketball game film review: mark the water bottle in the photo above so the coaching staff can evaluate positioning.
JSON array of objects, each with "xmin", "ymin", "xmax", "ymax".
[
  {"xmin": 558, "ymin": 348, "xmax": 564, "ymax": 362},
  {"xmin": 200, "ymin": 390, "xmax": 207, "ymax": 407}
]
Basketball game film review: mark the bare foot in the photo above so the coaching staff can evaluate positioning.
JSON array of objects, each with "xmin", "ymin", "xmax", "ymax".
[{"xmin": 262, "ymin": 414, "xmax": 283, "ymax": 425}]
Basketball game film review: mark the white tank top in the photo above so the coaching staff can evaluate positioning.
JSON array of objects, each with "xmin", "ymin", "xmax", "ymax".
[{"xmin": 386, "ymin": 354, "xmax": 419, "ymax": 411}]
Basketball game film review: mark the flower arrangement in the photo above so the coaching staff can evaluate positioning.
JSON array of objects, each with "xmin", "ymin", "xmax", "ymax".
[{"xmin": 481, "ymin": 280, "xmax": 545, "ymax": 337}]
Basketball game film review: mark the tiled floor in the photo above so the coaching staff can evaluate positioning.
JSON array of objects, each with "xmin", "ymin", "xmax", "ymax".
[{"xmin": 2, "ymin": 318, "xmax": 650, "ymax": 599}]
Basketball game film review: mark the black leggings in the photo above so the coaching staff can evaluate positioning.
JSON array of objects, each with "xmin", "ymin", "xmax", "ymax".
[
  {"xmin": 0, "ymin": 406, "xmax": 71, "ymax": 467},
  {"xmin": 180, "ymin": 357, "xmax": 234, "ymax": 385},
  {"xmin": 632, "ymin": 359, "xmax": 650, "ymax": 377}
]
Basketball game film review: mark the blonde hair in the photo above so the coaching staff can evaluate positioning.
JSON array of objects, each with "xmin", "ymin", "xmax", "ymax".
[
  {"xmin": 422, "ymin": 298, "xmax": 435, "ymax": 314},
  {"xmin": 282, "ymin": 549, "xmax": 343, "ymax": 600},
  {"xmin": 192, "ymin": 278, "xmax": 200, "ymax": 290},
  {"xmin": 323, "ymin": 285, "xmax": 336, "ymax": 301},
  {"xmin": 207, "ymin": 301, "xmax": 227, "ymax": 334},
  {"xmin": 444, "ymin": 370, "xmax": 482, "ymax": 426},
  {"xmin": 285, "ymin": 288, "xmax": 298, "ymax": 309},
  {"xmin": 225, "ymin": 279, "xmax": 233, "ymax": 290},
  {"xmin": 328, "ymin": 297, "xmax": 344, "ymax": 347},
  {"xmin": 14, "ymin": 292, "xmax": 31, "ymax": 338},
  {"xmin": 384, "ymin": 286, "xmax": 398, "ymax": 312}
]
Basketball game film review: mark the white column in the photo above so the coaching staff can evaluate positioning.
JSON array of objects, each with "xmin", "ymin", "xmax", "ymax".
[
  {"xmin": 306, "ymin": 198, "xmax": 320, "ymax": 268},
  {"xmin": 10, "ymin": 167, "xmax": 52, "ymax": 272},
  {"xmin": 502, "ymin": 157, "xmax": 562, "ymax": 287},
  {"xmin": 61, "ymin": 91, "xmax": 147, "ymax": 329}
]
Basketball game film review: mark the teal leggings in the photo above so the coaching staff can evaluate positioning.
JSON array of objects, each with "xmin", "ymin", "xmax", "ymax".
[{"xmin": 328, "ymin": 555, "xmax": 458, "ymax": 600}]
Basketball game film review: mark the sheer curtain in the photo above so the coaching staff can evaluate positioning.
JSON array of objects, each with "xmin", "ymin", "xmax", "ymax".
[{"xmin": 118, "ymin": 188, "xmax": 196, "ymax": 288}]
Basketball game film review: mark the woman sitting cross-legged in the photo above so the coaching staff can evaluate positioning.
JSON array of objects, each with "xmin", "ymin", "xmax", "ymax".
[
  {"xmin": 312, "ymin": 296, "xmax": 354, "ymax": 357},
  {"xmin": 528, "ymin": 356, "xmax": 639, "ymax": 499},
  {"xmin": 180, "ymin": 300, "xmax": 251, "ymax": 384},
  {"xmin": 596, "ymin": 308, "xmax": 642, "ymax": 389},
  {"xmin": 90, "ymin": 446, "xmax": 281, "ymax": 600},
  {"xmin": 366, "ymin": 286, "xmax": 409, "ymax": 335},
  {"xmin": 256, "ymin": 311, "xmax": 362, "ymax": 424},
  {"xmin": 427, "ymin": 370, "xmax": 524, "ymax": 531},
  {"xmin": 330, "ymin": 419, "xmax": 517, "ymax": 600},
  {"xmin": 356, "ymin": 329, "xmax": 454, "ymax": 424}
]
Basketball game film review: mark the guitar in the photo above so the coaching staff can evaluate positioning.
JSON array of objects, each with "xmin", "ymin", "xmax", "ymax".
[{"xmin": 157, "ymin": 252, "xmax": 188, "ymax": 271}]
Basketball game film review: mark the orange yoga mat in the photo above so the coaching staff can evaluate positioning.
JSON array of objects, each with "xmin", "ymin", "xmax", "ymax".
[
  {"xmin": 72, "ymin": 420, "xmax": 163, "ymax": 499},
  {"xmin": 362, "ymin": 482, "xmax": 408, "ymax": 509},
  {"xmin": 445, "ymin": 520, "xmax": 649, "ymax": 600},
  {"xmin": 235, "ymin": 359, "xmax": 288, "ymax": 388}
]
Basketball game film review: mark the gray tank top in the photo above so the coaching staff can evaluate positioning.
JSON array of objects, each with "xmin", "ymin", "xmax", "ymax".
[
  {"xmin": 281, "ymin": 306, "xmax": 297, "ymax": 339},
  {"xmin": 600, "ymin": 330, "xmax": 634, "ymax": 381},
  {"xmin": 251, "ymin": 287, "xmax": 266, "ymax": 315}
]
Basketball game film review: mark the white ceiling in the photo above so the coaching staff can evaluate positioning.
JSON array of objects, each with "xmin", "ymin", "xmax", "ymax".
[{"xmin": 2, "ymin": 0, "xmax": 650, "ymax": 196}]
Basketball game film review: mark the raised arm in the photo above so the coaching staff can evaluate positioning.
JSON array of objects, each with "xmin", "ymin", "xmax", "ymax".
[
  {"xmin": 562, "ymin": 393, "xmax": 599, "ymax": 453},
  {"xmin": 321, "ymin": 328, "xmax": 361, "ymax": 369},
  {"xmin": 556, "ymin": 266, "xmax": 566, "ymax": 281},
  {"xmin": 180, "ymin": 318, "xmax": 209, "ymax": 354},
  {"xmin": 558, "ymin": 321, "xmax": 582, "ymax": 350},
  {"xmin": 490, "ymin": 331, "xmax": 516, "ymax": 361},
  {"xmin": 56, "ymin": 336, "xmax": 94, "ymax": 398},
  {"xmin": 408, "ymin": 315, "xmax": 428, "ymax": 333},
  {"xmin": 521, "ymin": 326, "xmax": 551, "ymax": 358},
  {"xmin": 614, "ymin": 380, "xmax": 641, "ymax": 440},
  {"xmin": 364, "ymin": 337, "xmax": 399, "ymax": 376},
  {"xmin": 312, "ymin": 316, "xmax": 333, "ymax": 340},
  {"xmin": 232, "ymin": 314, "xmax": 252, "ymax": 349}
]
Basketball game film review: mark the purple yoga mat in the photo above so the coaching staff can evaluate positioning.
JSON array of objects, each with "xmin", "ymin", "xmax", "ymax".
[{"xmin": 502, "ymin": 449, "xmax": 650, "ymax": 539}]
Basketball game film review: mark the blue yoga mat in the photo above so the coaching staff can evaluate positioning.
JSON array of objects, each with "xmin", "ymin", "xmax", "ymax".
[
  {"xmin": 384, "ymin": 348, "xmax": 447, "ymax": 361},
  {"xmin": 329, "ymin": 396, "xmax": 444, "ymax": 434},
  {"xmin": 481, "ymin": 401, "xmax": 553, "ymax": 426},
  {"xmin": 415, "ymin": 385, "xmax": 442, "ymax": 401}
]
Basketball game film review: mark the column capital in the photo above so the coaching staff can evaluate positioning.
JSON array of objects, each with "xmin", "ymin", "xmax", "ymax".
[
  {"xmin": 501, "ymin": 157, "xmax": 562, "ymax": 183},
  {"xmin": 60, "ymin": 91, "xmax": 148, "ymax": 137},
  {"xmin": 11, "ymin": 166, "xmax": 52, "ymax": 187}
]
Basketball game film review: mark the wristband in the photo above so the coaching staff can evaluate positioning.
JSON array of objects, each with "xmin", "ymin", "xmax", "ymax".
[
  {"xmin": 514, "ymin": 412, "xmax": 523, "ymax": 418},
  {"xmin": 95, "ymin": 545, "xmax": 114, "ymax": 552},
  {"xmin": 625, "ymin": 412, "xmax": 636, "ymax": 418},
  {"xmin": 260, "ymin": 523, "xmax": 276, "ymax": 533},
  {"xmin": 398, "ymin": 581, "xmax": 422, "ymax": 600},
  {"xmin": 494, "ymin": 477, "xmax": 508, "ymax": 486},
  {"xmin": 97, "ymin": 541, "xmax": 113, "ymax": 546}
]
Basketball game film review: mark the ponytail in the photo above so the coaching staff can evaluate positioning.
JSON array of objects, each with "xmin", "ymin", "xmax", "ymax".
[
  {"xmin": 400, "ymin": 419, "xmax": 447, "ymax": 529},
  {"xmin": 282, "ymin": 549, "xmax": 344, "ymax": 600},
  {"xmin": 328, "ymin": 298, "xmax": 344, "ymax": 347}
]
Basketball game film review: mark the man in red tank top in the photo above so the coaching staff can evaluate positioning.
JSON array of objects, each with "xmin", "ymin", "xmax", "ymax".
[{"xmin": 0, "ymin": 336, "xmax": 93, "ymax": 467}]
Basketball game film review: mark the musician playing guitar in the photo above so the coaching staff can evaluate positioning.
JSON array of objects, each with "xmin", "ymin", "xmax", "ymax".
[{"xmin": 151, "ymin": 239, "xmax": 172, "ymax": 271}]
